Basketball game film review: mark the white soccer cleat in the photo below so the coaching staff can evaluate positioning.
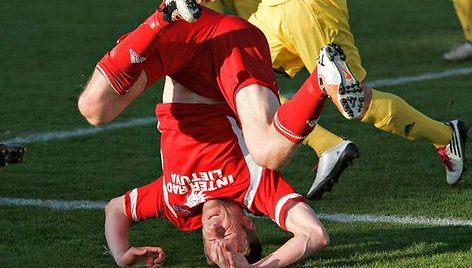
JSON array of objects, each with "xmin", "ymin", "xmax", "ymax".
[
  {"xmin": 317, "ymin": 43, "xmax": 365, "ymax": 120},
  {"xmin": 163, "ymin": 0, "xmax": 202, "ymax": 23},
  {"xmin": 307, "ymin": 140, "xmax": 359, "ymax": 200},
  {"xmin": 443, "ymin": 41, "xmax": 472, "ymax": 61},
  {"xmin": 437, "ymin": 119, "xmax": 468, "ymax": 185}
]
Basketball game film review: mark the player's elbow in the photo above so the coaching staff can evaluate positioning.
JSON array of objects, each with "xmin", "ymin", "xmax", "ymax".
[
  {"xmin": 317, "ymin": 229, "xmax": 330, "ymax": 249},
  {"xmin": 104, "ymin": 197, "xmax": 121, "ymax": 217},
  {"xmin": 307, "ymin": 225, "xmax": 330, "ymax": 252},
  {"xmin": 78, "ymin": 95, "xmax": 112, "ymax": 126}
]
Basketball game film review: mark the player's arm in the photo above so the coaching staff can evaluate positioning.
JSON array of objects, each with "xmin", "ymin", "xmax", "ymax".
[
  {"xmin": 254, "ymin": 200, "xmax": 329, "ymax": 267},
  {"xmin": 105, "ymin": 195, "xmax": 165, "ymax": 267},
  {"xmin": 213, "ymin": 200, "xmax": 329, "ymax": 267},
  {"xmin": 78, "ymin": 69, "xmax": 148, "ymax": 126}
]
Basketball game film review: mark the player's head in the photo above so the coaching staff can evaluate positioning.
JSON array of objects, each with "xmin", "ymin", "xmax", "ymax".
[{"xmin": 201, "ymin": 199, "xmax": 262, "ymax": 265}]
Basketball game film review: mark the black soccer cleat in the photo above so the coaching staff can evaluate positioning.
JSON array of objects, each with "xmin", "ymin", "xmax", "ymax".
[
  {"xmin": 0, "ymin": 143, "xmax": 25, "ymax": 167},
  {"xmin": 161, "ymin": 0, "xmax": 202, "ymax": 23}
]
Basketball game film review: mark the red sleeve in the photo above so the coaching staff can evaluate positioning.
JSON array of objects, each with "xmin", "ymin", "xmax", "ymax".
[
  {"xmin": 249, "ymin": 169, "xmax": 305, "ymax": 231},
  {"xmin": 124, "ymin": 177, "xmax": 163, "ymax": 222}
]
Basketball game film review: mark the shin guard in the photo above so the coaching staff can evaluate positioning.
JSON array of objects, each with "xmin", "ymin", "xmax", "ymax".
[{"xmin": 274, "ymin": 69, "xmax": 326, "ymax": 143}]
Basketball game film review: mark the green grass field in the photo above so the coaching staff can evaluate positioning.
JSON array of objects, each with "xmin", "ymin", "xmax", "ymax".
[{"xmin": 1, "ymin": 0, "xmax": 471, "ymax": 267}]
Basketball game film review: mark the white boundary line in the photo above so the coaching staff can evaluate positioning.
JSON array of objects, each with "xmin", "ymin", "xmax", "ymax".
[
  {"xmin": 1, "ymin": 117, "xmax": 156, "ymax": 144},
  {"xmin": 317, "ymin": 212, "xmax": 472, "ymax": 227},
  {"xmin": 1, "ymin": 197, "xmax": 471, "ymax": 227},
  {"xmin": 1, "ymin": 67, "xmax": 471, "ymax": 145},
  {"xmin": 366, "ymin": 66, "xmax": 472, "ymax": 88},
  {"xmin": 0, "ymin": 197, "xmax": 106, "ymax": 210}
]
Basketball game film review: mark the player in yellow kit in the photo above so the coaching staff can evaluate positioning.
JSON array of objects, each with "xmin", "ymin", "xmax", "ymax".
[
  {"xmin": 206, "ymin": 0, "xmax": 360, "ymax": 200},
  {"xmin": 206, "ymin": 0, "xmax": 468, "ymax": 200},
  {"xmin": 443, "ymin": 0, "xmax": 472, "ymax": 60},
  {"xmin": 204, "ymin": 0, "xmax": 258, "ymax": 19}
]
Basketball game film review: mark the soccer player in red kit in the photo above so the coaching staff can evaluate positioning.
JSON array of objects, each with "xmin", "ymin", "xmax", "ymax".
[{"xmin": 77, "ymin": 3, "xmax": 359, "ymax": 267}]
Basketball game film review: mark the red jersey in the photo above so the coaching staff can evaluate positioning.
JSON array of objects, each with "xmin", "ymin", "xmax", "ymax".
[{"xmin": 125, "ymin": 103, "xmax": 304, "ymax": 231}]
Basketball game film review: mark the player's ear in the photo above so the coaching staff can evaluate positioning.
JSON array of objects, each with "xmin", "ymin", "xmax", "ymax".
[{"xmin": 243, "ymin": 216, "xmax": 256, "ymax": 231}]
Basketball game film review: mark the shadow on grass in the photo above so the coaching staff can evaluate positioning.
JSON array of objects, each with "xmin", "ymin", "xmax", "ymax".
[
  {"xmin": 323, "ymin": 224, "xmax": 472, "ymax": 267},
  {"xmin": 257, "ymin": 220, "xmax": 472, "ymax": 267}
]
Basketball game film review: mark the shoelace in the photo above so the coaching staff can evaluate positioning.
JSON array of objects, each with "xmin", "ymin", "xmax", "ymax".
[{"xmin": 437, "ymin": 147, "xmax": 454, "ymax": 171}]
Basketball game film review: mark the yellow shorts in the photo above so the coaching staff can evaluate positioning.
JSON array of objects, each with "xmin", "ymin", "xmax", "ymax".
[
  {"xmin": 204, "ymin": 0, "xmax": 260, "ymax": 20},
  {"xmin": 249, "ymin": 0, "xmax": 367, "ymax": 81}
]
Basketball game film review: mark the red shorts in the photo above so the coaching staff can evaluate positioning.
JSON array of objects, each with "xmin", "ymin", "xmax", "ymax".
[{"xmin": 143, "ymin": 7, "xmax": 279, "ymax": 113}]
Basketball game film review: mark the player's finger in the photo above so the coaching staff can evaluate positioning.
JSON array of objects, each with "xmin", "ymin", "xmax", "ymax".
[
  {"xmin": 223, "ymin": 251, "xmax": 236, "ymax": 268},
  {"xmin": 212, "ymin": 242, "xmax": 227, "ymax": 264}
]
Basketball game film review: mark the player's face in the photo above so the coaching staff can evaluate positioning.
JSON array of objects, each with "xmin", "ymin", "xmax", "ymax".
[{"xmin": 201, "ymin": 200, "xmax": 252, "ymax": 258}]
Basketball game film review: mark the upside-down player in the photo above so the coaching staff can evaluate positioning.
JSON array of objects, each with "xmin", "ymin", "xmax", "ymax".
[{"xmin": 75, "ymin": 1, "xmax": 359, "ymax": 266}]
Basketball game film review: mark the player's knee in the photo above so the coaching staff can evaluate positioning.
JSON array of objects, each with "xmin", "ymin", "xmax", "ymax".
[{"xmin": 251, "ymin": 152, "xmax": 289, "ymax": 170}]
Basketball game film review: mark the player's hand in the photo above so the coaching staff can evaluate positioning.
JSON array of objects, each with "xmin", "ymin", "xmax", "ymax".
[
  {"xmin": 119, "ymin": 246, "xmax": 165, "ymax": 268},
  {"xmin": 208, "ymin": 242, "xmax": 251, "ymax": 268},
  {"xmin": 0, "ymin": 143, "xmax": 25, "ymax": 167}
]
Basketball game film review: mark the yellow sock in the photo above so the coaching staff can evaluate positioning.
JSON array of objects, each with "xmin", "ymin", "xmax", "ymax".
[
  {"xmin": 204, "ymin": 0, "xmax": 224, "ymax": 13},
  {"xmin": 361, "ymin": 89, "xmax": 452, "ymax": 148},
  {"xmin": 279, "ymin": 94, "xmax": 290, "ymax": 105},
  {"xmin": 279, "ymin": 95, "xmax": 344, "ymax": 156},
  {"xmin": 303, "ymin": 125, "xmax": 345, "ymax": 156},
  {"xmin": 453, "ymin": 0, "xmax": 472, "ymax": 41}
]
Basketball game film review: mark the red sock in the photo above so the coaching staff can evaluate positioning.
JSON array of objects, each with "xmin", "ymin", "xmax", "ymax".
[
  {"xmin": 273, "ymin": 68, "xmax": 326, "ymax": 143},
  {"xmin": 96, "ymin": 7, "xmax": 171, "ymax": 95}
]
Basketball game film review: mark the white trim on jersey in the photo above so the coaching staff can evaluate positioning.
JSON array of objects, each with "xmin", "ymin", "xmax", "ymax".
[
  {"xmin": 129, "ymin": 188, "xmax": 139, "ymax": 222},
  {"xmin": 227, "ymin": 116, "xmax": 263, "ymax": 209},
  {"xmin": 95, "ymin": 65, "xmax": 127, "ymax": 95},
  {"xmin": 274, "ymin": 193, "xmax": 302, "ymax": 227},
  {"xmin": 158, "ymin": 132, "xmax": 178, "ymax": 218},
  {"xmin": 161, "ymin": 174, "xmax": 178, "ymax": 219}
]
